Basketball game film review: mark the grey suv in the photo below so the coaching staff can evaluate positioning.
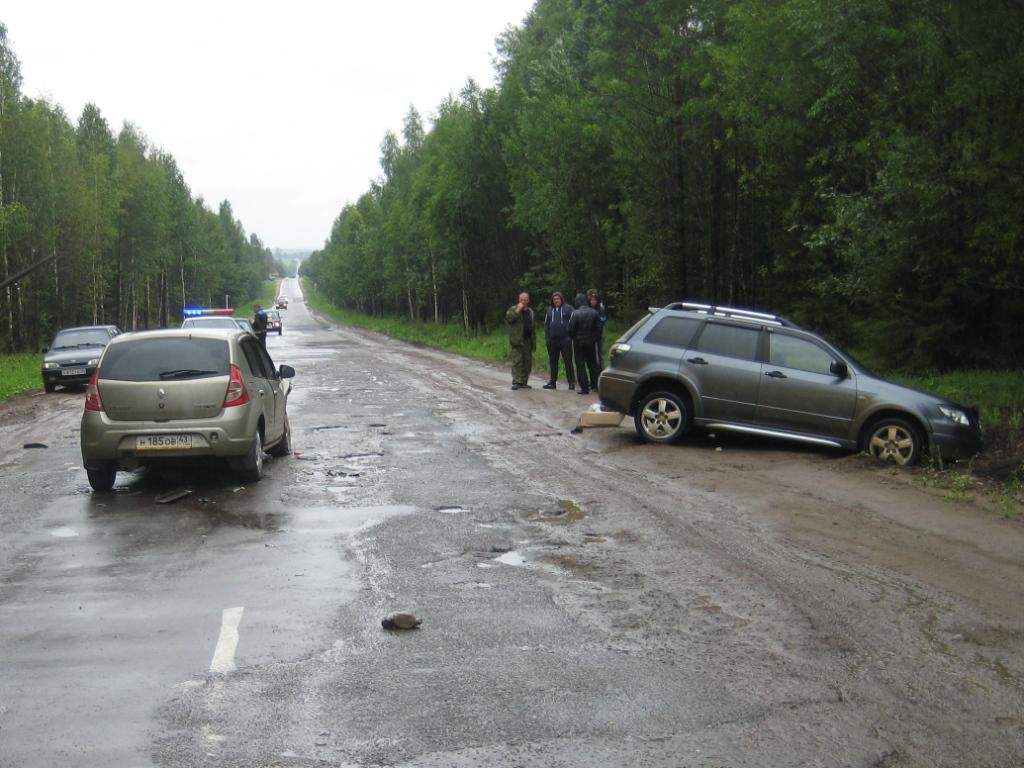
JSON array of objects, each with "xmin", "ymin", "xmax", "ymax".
[{"xmin": 598, "ymin": 302, "xmax": 981, "ymax": 465}]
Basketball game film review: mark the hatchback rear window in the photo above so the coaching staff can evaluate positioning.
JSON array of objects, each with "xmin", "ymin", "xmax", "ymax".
[{"xmin": 100, "ymin": 338, "xmax": 230, "ymax": 381}]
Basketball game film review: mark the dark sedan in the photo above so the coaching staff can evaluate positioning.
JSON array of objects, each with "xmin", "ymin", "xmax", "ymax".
[{"xmin": 42, "ymin": 325, "xmax": 121, "ymax": 392}]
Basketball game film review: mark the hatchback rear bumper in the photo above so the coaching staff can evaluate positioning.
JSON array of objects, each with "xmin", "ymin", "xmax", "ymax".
[{"xmin": 81, "ymin": 409, "xmax": 254, "ymax": 469}]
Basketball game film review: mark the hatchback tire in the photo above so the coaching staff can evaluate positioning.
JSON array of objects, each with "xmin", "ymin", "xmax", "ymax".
[
  {"xmin": 86, "ymin": 463, "xmax": 117, "ymax": 492},
  {"xmin": 864, "ymin": 417, "xmax": 924, "ymax": 466},
  {"xmin": 268, "ymin": 416, "xmax": 291, "ymax": 457},
  {"xmin": 635, "ymin": 391, "xmax": 689, "ymax": 444},
  {"xmin": 233, "ymin": 431, "xmax": 264, "ymax": 482}
]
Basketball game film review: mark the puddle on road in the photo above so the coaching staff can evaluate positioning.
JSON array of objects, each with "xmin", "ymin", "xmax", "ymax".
[
  {"xmin": 528, "ymin": 499, "xmax": 586, "ymax": 524},
  {"xmin": 49, "ymin": 526, "xmax": 79, "ymax": 538},
  {"xmin": 436, "ymin": 506, "xmax": 465, "ymax": 515},
  {"xmin": 494, "ymin": 550, "xmax": 527, "ymax": 567}
]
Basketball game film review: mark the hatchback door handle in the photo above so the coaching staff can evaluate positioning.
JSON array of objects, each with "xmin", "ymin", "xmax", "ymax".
[
  {"xmin": 687, "ymin": 357, "xmax": 708, "ymax": 365},
  {"xmin": 765, "ymin": 370, "xmax": 787, "ymax": 379}
]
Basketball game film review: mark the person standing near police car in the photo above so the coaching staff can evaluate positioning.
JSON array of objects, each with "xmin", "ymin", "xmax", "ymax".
[
  {"xmin": 506, "ymin": 291, "xmax": 535, "ymax": 390},
  {"xmin": 567, "ymin": 292, "xmax": 600, "ymax": 395},
  {"xmin": 543, "ymin": 291, "xmax": 575, "ymax": 390},
  {"xmin": 252, "ymin": 303, "xmax": 268, "ymax": 347}
]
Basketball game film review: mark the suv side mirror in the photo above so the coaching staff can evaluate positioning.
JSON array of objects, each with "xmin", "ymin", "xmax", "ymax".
[
  {"xmin": 830, "ymin": 360, "xmax": 849, "ymax": 378},
  {"xmin": 279, "ymin": 364, "xmax": 295, "ymax": 379},
  {"xmin": 41, "ymin": 347, "xmax": 48, "ymax": 354}
]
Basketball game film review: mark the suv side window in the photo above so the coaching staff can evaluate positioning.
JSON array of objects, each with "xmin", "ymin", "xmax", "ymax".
[
  {"xmin": 240, "ymin": 338, "xmax": 269, "ymax": 379},
  {"xmin": 696, "ymin": 322, "xmax": 761, "ymax": 361},
  {"xmin": 769, "ymin": 333, "xmax": 834, "ymax": 375},
  {"xmin": 643, "ymin": 317, "xmax": 702, "ymax": 349}
]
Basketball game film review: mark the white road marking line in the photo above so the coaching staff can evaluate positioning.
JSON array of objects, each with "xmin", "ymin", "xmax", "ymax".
[{"xmin": 209, "ymin": 607, "xmax": 244, "ymax": 674}]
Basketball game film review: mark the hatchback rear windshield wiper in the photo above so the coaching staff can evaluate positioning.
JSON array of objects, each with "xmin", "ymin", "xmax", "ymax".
[{"xmin": 158, "ymin": 369, "xmax": 221, "ymax": 379}]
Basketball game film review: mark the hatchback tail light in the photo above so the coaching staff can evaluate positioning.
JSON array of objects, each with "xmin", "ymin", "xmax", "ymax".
[
  {"xmin": 223, "ymin": 364, "xmax": 249, "ymax": 407},
  {"xmin": 84, "ymin": 370, "xmax": 103, "ymax": 412}
]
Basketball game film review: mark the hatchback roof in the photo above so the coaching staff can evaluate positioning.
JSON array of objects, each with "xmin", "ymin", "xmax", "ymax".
[{"xmin": 109, "ymin": 328, "xmax": 244, "ymax": 344}]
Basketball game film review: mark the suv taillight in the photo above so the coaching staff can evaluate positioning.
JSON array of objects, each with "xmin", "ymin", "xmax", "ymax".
[
  {"xmin": 223, "ymin": 364, "xmax": 249, "ymax": 407},
  {"xmin": 84, "ymin": 370, "xmax": 103, "ymax": 412}
]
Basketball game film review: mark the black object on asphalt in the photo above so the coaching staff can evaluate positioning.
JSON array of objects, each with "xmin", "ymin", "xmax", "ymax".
[{"xmin": 381, "ymin": 612, "xmax": 422, "ymax": 630}]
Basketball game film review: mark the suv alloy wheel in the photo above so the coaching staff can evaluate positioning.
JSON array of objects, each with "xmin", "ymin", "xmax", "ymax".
[{"xmin": 635, "ymin": 391, "xmax": 689, "ymax": 444}]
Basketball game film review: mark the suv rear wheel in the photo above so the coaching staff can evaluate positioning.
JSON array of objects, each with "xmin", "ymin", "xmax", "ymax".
[
  {"xmin": 635, "ymin": 391, "xmax": 689, "ymax": 444},
  {"xmin": 865, "ymin": 417, "xmax": 923, "ymax": 466}
]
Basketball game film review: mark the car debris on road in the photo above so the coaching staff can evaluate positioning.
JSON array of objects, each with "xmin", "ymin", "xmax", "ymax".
[{"xmin": 381, "ymin": 612, "xmax": 422, "ymax": 630}]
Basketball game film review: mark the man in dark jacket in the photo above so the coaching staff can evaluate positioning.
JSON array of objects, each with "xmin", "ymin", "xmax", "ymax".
[
  {"xmin": 252, "ymin": 303, "xmax": 268, "ymax": 347},
  {"xmin": 567, "ymin": 292, "xmax": 600, "ymax": 395},
  {"xmin": 587, "ymin": 288, "xmax": 608, "ymax": 379},
  {"xmin": 505, "ymin": 291, "xmax": 535, "ymax": 390},
  {"xmin": 543, "ymin": 291, "xmax": 575, "ymax": 390}
]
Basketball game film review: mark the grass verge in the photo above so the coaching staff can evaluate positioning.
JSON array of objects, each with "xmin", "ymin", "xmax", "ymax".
[{"xmin": 0, "ymin": 353, "xmax": 41, "ymax": 401}]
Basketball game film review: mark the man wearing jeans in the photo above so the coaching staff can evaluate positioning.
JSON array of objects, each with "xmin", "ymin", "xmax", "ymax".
[{"xmin": 543, "ymin": 292, "xmax": 575, "ymax": 390}]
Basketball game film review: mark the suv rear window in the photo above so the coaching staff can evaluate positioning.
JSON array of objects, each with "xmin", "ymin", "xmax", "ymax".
[
  {"xmin": 644, "ymin": 317, "xmax": 702, "ymax": 349},
  {"xmin": 695, "ymin": 322, "xmax": 760, "ymax": 361},
  {"xmin": 100, "ymin": 338, "xmax": 230, "ymax": 381}
]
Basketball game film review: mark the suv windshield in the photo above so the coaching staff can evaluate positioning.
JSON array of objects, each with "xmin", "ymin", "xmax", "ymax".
[
  {"xmin": 100, "ymin": 338, "xmax": 229, "ymax": 381},
  {"xmin": 51, "ymin": 329, "xmax": 109, "ymax": 349}
]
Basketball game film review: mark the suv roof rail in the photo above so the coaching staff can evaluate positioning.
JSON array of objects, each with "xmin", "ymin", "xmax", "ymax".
[{"xmin": 665, "ymin": 301, "xmax": 801, "ymax": 329}]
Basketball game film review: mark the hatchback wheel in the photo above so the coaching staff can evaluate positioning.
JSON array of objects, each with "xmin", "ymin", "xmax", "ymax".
[
  {"xmin": 86, "ymin": 463, "xmax": 117, "ymax": 492},
  {"xmin": 865, "ymin": 418, "xmax": 923, "ymax": 466},
  {"xmin": 635, "ymin": 391, "xmax": 688, "ymax": 444},
  {"xmin": 234, "ymin": 431, "xmax": 264, "ymax": 482}
]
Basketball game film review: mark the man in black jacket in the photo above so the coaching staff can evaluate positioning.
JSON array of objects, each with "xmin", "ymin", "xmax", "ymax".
[
  {"xmin": 252, "ymin": 304, "xmax": 269, "ymax": 347},
  {"xmin": 567, "ymin": 292, "xmax": 600, "ymax": 395},
  {"xmin": 543, "ymin": 292, "xmax": 575, "ymax": 390}
]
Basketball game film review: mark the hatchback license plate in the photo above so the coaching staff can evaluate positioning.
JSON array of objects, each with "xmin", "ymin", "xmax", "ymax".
[
  {"xmin": 62, "ymin": 368, "xmax": 86, "ymax": 376},
  {"xmin": 136, "ymin": 435, "xmax": 193, "ymax": 451}
]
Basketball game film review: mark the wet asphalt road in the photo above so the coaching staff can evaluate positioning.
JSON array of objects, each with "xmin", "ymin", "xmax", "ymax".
[{"xmin": 0, "ymin": 278, "xmax": 1022, "ymax": 767}]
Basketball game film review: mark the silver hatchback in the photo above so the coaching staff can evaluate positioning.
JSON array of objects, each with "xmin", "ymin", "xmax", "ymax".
[{"xmin": 80, "ymin": 329, "xmax": 294, "ymax": 491}]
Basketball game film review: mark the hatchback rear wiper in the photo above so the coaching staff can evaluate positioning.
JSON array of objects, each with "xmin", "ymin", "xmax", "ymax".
[{"xmin": 158, "ymin": 369, "xmax": 221, "ymax": 379}]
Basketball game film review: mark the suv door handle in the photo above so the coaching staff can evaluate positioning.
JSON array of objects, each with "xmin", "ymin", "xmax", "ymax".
[
  {"xmin": 765, "ymin": 370, "xmax": 787, "ymax": 379},
  {"xmin": 687, "ymin": 357, "xmax": 708, "ymax": 365}
]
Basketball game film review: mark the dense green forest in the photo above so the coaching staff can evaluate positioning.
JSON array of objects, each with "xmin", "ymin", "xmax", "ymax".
[
  {"xmin": 0, "ymin": 24, "xmax": 281, "ymax": 352},
  {"xmin": 302, "ymin": 0, "xmax": 1024, "ymax": 370}
]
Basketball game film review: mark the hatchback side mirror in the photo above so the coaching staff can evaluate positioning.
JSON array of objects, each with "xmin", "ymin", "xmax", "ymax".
[
  {"xmin": 830, "ymin": 360, "xmax": 849, "ymax": 378},
  {"xmin": 41, "ymin": 347, "xmax": 48, "ymax": 354},
  {"xmin": 279, "ymin": 364, "xmax": 295, "ymax": 379}
]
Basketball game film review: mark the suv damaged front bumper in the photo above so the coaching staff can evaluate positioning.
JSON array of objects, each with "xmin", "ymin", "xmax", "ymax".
[{"xmin": 929, "ymin": 421, "xmax": 983, "ymax": 461}]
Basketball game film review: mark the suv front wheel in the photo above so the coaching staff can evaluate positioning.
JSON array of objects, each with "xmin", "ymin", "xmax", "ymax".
[
  {"xmin": 864, "ymin": 417, "xmax": 923, "ymax": 466},
  {"xmin": 635, "ymin": 391, "xmax": 689, "ymax": 444}
]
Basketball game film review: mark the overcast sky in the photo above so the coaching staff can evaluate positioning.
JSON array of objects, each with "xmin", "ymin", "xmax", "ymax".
[{"xmin": 3, "ymin": 1, "xmax": 534, "ymax": 249}]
